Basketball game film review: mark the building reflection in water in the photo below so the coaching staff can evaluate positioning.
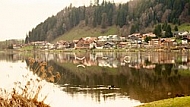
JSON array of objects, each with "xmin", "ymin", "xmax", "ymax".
[{"xmin": 1, "ymin": 51, "xmax": 190, "ymax": 104}]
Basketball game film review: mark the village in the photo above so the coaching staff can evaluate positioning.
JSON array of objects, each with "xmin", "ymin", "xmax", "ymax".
[{"xmin": 13, "ymin": 31, "xmax": 190, "ymax": 51}]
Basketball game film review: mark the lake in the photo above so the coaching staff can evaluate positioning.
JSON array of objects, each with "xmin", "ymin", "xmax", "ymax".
[{"xmin": 1, "ymin": 51, "xmax": 190, "ymax": 107}]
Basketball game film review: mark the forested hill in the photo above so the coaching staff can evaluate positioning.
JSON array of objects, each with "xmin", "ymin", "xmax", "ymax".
[{"xmin": 25, "ymin": 0, "xmax": 190, "ymax": 43}]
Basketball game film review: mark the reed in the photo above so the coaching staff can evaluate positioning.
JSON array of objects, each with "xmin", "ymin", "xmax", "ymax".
[
  {"xmin": 0, "ymin": 57, "xmax": 62, "ymax": 107},
  {"xmin": 27, "ymin": 57, "xmax": 61, "ymax": 83},
  {"xmin": 0, "ymin": 78, "xmax": 50, "ymax": 107}
]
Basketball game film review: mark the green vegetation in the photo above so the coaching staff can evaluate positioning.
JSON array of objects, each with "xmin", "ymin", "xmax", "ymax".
[
  {"xmin": 137, "ymin": 96, "xmax": 190, "ymax": 107},
  {"xmin": 170, "ymin": 23, "xmax": 190, "ymax": 32},
  {"xmin": 53, "ymin": 22, "xmax": 189, "ymax": 43},
  {"xmin": 26, "ymin": 0, "xmax": 190, "ymax": 42},
  {"xmin": 153, "ymin": 22, "xmax": 173, "ymax": 38},
  {"xmin": 178, "ymin": 23, "xmax": 190, "ymax": 31},
  {"xmin": 20, "ymin": 45, "xmax": 34, "ymax": 51},
  {"xmin": 153, "ymin": 24, "xmax": 162, "ymax": 37},
  {"xmin": 144, "ymin": 37, "xmax": 152, "ymax": 43},
  {"xmin": 53, "ymin": 25, "xmax": 118, "ymax": 42},
  {"xmin": 0, "ymin": 40, "xmax": 24, "ymax": 50}
]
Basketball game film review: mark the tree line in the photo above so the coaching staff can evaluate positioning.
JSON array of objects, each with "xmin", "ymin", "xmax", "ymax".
[{"xmin": 25, "ymin": 0, "xmax": 190, "ymax": 43}]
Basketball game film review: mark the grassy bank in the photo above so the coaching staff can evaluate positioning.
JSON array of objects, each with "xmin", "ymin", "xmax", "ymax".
[
  {"xmin": 137, "ymin": 96, "xmax": 190, "ymax": 107},
  {"xmin": 17, "ymin": 46, "xmax": 190, "ymax": 53}
]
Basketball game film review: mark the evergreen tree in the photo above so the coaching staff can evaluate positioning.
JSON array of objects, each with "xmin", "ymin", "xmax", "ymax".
[
  {"xmin": 25, "ymin": 0, "xmax": 190, "ymax": 42},
  {"xmin": 85, "ymin": 16, "xmax": 89, "ymax": 26},
  {"xmin": 189, "ymin": 1, "xmax": 190, "ymax": 15},
  {"xmin": 25, "ymin": 35, "xmax": 29, "ymax": 44},
  {"xmin": 107, "ymin": 2, "xmax": 114, "ymax": 26},
  {"xmin": 174, "ymin": 25, "xmax": 178, "ymax": 31},
  {"xmin": 165, "ymin": 25, "xmax": 173, "ymax": 38},
  {"xmin": 144, "ymin": 37, "xmax": 152, "ymax": 43},
  {"xmin": 117, "ymin": 9, "xmax": 125, "ymax": 28},
  {"xmin": 94, "ymin": 0, "xmax": 99, "ymax": 6},
  {"xmin": 162, "ymin": 22, "xmax": 168, "ymax": 31},
  {"xmin": 130, "ymin": 25, "xmax": 136, "ymax": 34},
  {"xmin": 101, "ymin": 13, "xmax": 107, "ymax": 29},
  {"xmin": 153, "ymin": 24, "xmax": 162, "ymax": 38}
]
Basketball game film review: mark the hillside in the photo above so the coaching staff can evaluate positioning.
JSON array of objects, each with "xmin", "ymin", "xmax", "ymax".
[
  {"xmin": 25, "ymin": 0, "xmax": 190, "ymax": 43},
  {"xmin": 53, "ymin": 21, "xmax": 118, "ymax": 42},
  {"xmin": 54, "ymin": 22, "xmax": 190, "ymax": 42}
]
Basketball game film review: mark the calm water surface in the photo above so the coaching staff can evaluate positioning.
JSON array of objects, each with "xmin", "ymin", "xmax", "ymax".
[{"xmin": 1, "ymin": 51, "xmax": 190, "ymax": 107}]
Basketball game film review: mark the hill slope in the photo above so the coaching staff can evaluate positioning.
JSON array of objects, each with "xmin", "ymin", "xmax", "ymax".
[
  {"xmin": 54, "ymin": 22, "xmax": 190, "ymax": 42},
  {"xmin": 25, "ymin": 0, "xmax": 190, "ymax": 43},
  {"xmin": 53, "ymin": 21, "xmax": 118, "ymax": 42}
]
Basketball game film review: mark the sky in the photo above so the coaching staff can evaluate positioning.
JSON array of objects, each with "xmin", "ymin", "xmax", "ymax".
[{"xmin": 0, "ymin": 0, "xmax": 128, "ymax": 41}]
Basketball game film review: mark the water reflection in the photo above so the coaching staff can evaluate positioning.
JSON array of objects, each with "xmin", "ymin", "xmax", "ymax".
[
  {"xmin": 24, "ymin": 51, "xmax": 190, "ymax": 70},
  {"xmin": 1, "ymin": 51, "xmax": 190, "ymax": 106}
]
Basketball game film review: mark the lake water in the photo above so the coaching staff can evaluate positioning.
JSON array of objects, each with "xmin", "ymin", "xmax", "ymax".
[{"xmin": 1, "ymin": 51, "xmax": 190, "ymax": 107}]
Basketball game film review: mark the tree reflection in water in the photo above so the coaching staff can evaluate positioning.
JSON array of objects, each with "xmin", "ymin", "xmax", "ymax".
[{"xmin": 2, "ymin": 51, "xmax": 190, "ymax": 104}]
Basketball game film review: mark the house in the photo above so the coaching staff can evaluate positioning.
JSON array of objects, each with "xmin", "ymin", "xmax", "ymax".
[
  {"xmin": 127, "ymin": 35, "xmax": 139, "ymax": 41},
  {"xmin": 56, "ymin": 40, "xmax": 70, "ymax": 49},
  {"xmin": 45, "ymin": 43, "xmax": 55, "ymax": 49},
  {"xmin": 98, "ymin": 36, "xmax": 108, "ymax": 42},
  {"xmin": 131, "ymin": 33, "xmax": 141, "ymax": 38},
  {"xmin": 95, "ymin": 41, "xmax": 104, "ymax": 49},
  {"xmin": 104, "ymin": 42, "xmax": 115, "ymax": 49},
  {"xmin": 31, "ymin": 41, "xmax": 46, "ymax": 46},
  {"xmin": 186, "ymin": 33, "xmax": 190, "ymax": 39},
  {"xmin": 182, "ymin": 39, "xmax": 188, "ymax": 45},
  {"xmin": 179, "ymin": 31, "xmax": 189, "ymax": 37},
  {"xmin": 142, "ymin": 33, "xmax": 156, "ymax": 38},
  {"xmin": 74, "ymin": 38, "xmax": 86, "ymax": 49},
  {"xmin": 108, "ymin": 35, "xmax": 120, "ymax": 41},
  {"xmin": 149, "ymin": 38, "xmax": 161, "ymax": 48},
  {"xmin": 13, "ymin": 44, "xmax": 22, "ymax": 49},
  {"xmin": 75, "ymin": 37, "xmax": 97, "ymax": 49},
  {"xmin": 161, "ymin": 38, "xmax": 176, "ymax": 48},
  {"xmin": 118, "ymin": 42, "xmax": 129, "ymax": 49},
  {"xmin": 98, "ymin": 35, "xmax": 120, "ymax": 42},
  {"xmin": 120, "ymin": 36, "xmax": 127, "ymax": 42},
  {"xmin": 174, "ymin": 31, "xmax": 189, "ymax": 38},
  {"xmin": 68, "ymin": 42, "xmax": 75, "ymax": 49}
]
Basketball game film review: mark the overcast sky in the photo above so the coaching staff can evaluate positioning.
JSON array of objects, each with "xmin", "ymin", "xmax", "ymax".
[{"xmin": 0, "ymin": 0, "xmax": 128, "ymax": 41}]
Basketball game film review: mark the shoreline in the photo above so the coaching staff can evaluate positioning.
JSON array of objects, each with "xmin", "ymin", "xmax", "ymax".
[
  {"xmin": 6, "ymin": 47, "xmax": 190, "ymax": 53},
  {"xmin": 137, "ymin": 96, "xmax": 190, "ymax": 107}
]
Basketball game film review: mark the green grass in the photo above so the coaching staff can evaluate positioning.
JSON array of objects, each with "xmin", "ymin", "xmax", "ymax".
[
  {"xmin": 52, "ymin": 25, "xmax": 118, "ymax": 43},
  {"xmin": 20, "ymin": 46, "xmax": 34, "ymax": 51},
  {"xmin": 137, "ymin": 96, "xmax": 190, "ymax": 107},
  {"xmin": 178, "ymin": 23, "xmax": 190, "ymax": 31},
  {"xmin": 170, "ymin": 23, "xmax": 190, "ymax": 32},
  {"xmin": 154, "ymin": 23, "xmax": 190, "ymax": 32},
  {"xmin": 53, "ymin": 22, "xmax": 190, "ymax": 43}
]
